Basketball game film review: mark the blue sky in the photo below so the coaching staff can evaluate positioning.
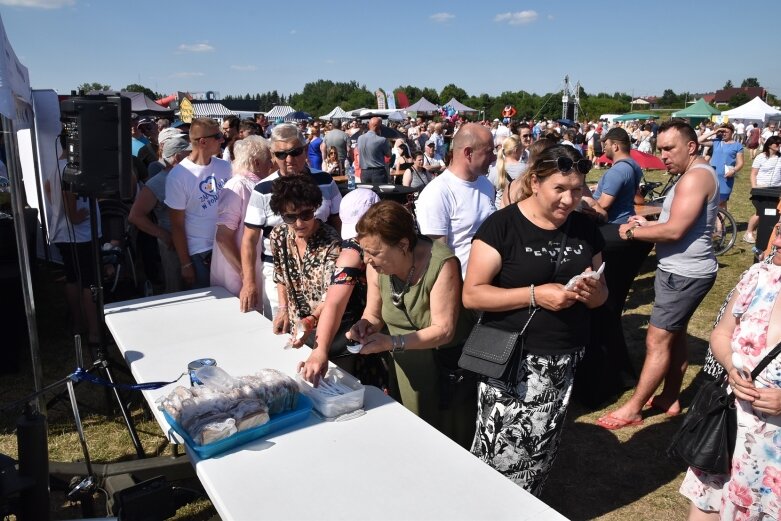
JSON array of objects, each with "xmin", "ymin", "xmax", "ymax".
[{"xmin": 2, "ymin": 0, "xmax": 780, "ymax": 102}]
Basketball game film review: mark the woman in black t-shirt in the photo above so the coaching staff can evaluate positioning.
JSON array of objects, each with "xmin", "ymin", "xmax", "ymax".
[{"xmin": 463, "ymin": 144, "xmax": 607, "ymax": 496}]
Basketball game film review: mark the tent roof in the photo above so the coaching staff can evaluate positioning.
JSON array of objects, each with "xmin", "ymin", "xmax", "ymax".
[
  {"xmin": 320, "ymin": 106, "xmax": 351, "ymax": 120},
  {"xmin": 405, "ymin": 97, "xmax": 439, "ymax": 113},
  {"xmin": 671, "ymin": 98, "xmax": 720, "ymax": 118},
  {"xmin": 721, "ymin": 96, "xmax": 781, "ymax": 123},
  {"xmin": 613, "ymin": 113, "xmax": 658, "ymax": 122},
  {"xmin": 266, "ymin": 105, "xmax": 295, "ymax": 119},
  {"xmin": 0, "ymin": 14, "xmax": 31, "ymax": 118},
  {"xmin": 87, "ymin": 90, "xmax": 173, "ymax": 115},
  {"xmin": 443, "ymin": 97, "xmax": 477, "ymax": 112},
  {"xmin": 191, "ymin": 102, "xmax": 234, "ymax": 117}
]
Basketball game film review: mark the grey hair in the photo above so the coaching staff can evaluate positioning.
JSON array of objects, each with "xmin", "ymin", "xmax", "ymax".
[
  {"xmin": 270, "ymin": 123, "xmax": 306, "ymax": 146},
  {"xmin": 232, "ymin": 135, "xmax": 271, "ymax": 174}
]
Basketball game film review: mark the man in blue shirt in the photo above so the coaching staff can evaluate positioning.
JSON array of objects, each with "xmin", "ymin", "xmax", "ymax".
[
  {"xmin": 698, "ymin": 123, "xmax": 744, "ymax": 208},
  {"xmin": 580, "ymin": 127, "xmax": 652, "ymax": 405}
]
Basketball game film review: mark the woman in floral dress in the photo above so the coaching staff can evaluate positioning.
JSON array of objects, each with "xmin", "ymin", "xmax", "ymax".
[{"xmin": 681, "ymin": 225, "xmax": 781, "ymax": 520}]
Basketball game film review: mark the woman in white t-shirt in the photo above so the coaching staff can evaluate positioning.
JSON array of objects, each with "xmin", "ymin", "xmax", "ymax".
[{"xmin": 744, "ymin": 136, "xmax": 781, "ymax": 243}]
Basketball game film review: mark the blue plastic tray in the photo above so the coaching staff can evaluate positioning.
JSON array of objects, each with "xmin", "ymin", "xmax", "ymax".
[{"xmin": 162, "ymin": 394, "xmax": 313, "ymax": 459}]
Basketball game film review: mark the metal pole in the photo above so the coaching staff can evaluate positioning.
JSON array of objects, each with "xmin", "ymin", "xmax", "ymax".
[{"xmin": 2, "ymin": 115, "xmax": 45, "ymax": 413}]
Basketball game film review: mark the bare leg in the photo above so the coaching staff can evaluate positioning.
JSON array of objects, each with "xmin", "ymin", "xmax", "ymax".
[
  {"xmin": 745, "ymin": 214, "xmax": 759, "ymax": 235},
  {"xmin": 599, "ymin": 325, "xmax": 674, "ymax": 425},
  {"xmin": 649, "ymin": 329, "xmax": 686, "ymax": 415}
]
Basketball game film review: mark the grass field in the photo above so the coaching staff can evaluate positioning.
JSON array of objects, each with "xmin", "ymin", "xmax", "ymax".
[{"xmin": 0, "ymin": 150, "xmax": 766, "ymax": 520}]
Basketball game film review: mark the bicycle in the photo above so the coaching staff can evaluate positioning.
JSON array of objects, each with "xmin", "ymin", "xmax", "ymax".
[{"xmin": 638, "ymin": 173, "xmax": 737, "ymax": 256}]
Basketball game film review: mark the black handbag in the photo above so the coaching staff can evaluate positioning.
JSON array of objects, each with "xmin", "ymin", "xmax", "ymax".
[
  {"xmin": 458, "ymin": 218, "xmax": 569, "ymax": 380},
  {"xmin": 457, "ymin": 309, "xmax": 536, "ymax": 379},
  {"xmin": 668, "ymin": 340, "xmax": 781, "ymax": 474}
]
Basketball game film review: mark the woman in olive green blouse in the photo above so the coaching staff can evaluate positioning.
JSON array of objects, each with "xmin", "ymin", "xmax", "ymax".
[{"xmin": 346, "ymin": 200, "xmax": 476, "ymax": 447}]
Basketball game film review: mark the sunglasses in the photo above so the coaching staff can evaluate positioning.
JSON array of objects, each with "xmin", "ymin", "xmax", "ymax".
[
  {"xmin": 281, "ymin": 209, "xmax": 315, "ymax": 224},
  {"xmin": 194, "ymin": 132, "xmax": 224, "ymax": 141},
  {"xmin": 273, "ymin": 146, "xmax": 305, "ymax": 160},
  {"xmin": 520, "ymin": 134, "xmax": 532, "ymax": 139},
  {"xmin": 542, "ymin": 157, "xmax": 593, "ymax": 175}
]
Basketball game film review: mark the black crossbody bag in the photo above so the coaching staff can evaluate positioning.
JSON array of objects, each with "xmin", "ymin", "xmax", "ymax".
[
  {"xmin": 668, "ymin": 340, "xmax": 781, "ymax": 474},
  {"xmin": 458, "ymin": 218, "xmax": 570, "ymax": 380}
]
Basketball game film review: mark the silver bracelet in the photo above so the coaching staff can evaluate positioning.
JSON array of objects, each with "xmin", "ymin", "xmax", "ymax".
[
  {"xmin": 530, "ymin": 284, "xmax": 537, "ymax": 309},
  {"xmin": 391, "ymin": 334, "xmax": 406, "ymax": 353}
]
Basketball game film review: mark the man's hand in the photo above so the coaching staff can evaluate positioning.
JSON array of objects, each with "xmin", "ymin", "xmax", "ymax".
[
  {"xmin": 239, "ymin": 281, "xmax": 257, "ymax": 312},
  {"xmin": 181, "ymin": 263, "xmax": 195, "ymax": 287}
]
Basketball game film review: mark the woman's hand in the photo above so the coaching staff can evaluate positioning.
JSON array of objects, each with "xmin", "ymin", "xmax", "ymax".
[
  {"xmin": 728, "ymin": 366, "xmax": 759, "ymax": 403},
  {"xmin": 181, "ymin": 263, "xmax": 195, "ymax": 287},
  {"xmin": 571, "ymin": 269, "xmax": 605, "ymax": 308},
  {"xmin": 273, "ymin": 311, "xmax": 290, "ymax": 336},
  {"xmin": 357, "ymin": 332, "xmax": 392, "ymax": 354},
  {"xmin": 297, "ymin": 350, "xmax": 329, "ymax": 387},
  {"xmin": 627, "ymin": 215, "xmax": 648, "ymax": 226},
  {"xmin": 290, "ymin": 316, "xmax": 315, "ymax": 348},
  {"xmin": 346, "ymin": 319, "xmax": 376, "ymax": 345},
  {"xmin": 752, "ymin": 387, "xmax": 781, "ymax": 416},
  {"xmin": 535, "ymin": 283, "xmax": 577, "ymax": 311}
]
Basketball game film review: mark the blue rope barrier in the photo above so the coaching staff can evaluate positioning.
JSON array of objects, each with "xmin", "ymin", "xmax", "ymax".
[{"xmin": 68, "ymin": 368, "xmax": 185, "ymax": 391}]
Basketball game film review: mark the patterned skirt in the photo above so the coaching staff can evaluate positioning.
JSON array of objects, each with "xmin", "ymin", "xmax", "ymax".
[{"xmin": 470, "ymin": 349, "xmax": 583, "ymax": 496}]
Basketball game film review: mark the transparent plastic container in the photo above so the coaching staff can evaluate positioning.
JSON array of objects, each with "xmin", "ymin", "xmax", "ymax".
[
  {"xmin": 195, "ymin": 365, "xmax": 240, "ymax": 393},
  {"xmin": 297, "ymin": 367, "xmax": 365, "ymax": 418}
]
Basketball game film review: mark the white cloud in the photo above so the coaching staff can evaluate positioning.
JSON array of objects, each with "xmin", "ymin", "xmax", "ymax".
[
  {"xmin": 494, "ymin": 10, "xmax": 538, "ymax": 25},
  {"xmin": 430, "ymin": 12, "xmax": 454, "ymax": 23},
  {"xmin": 0, "ymin": 0, "xmax": 74, "ymax": 7},
  {"xmin": 177, "ymin": 43, "xmax": 214, "ymax": 53},
  {"xmin": 230, "ymin": 65, "xmax": 257, "ymax": 72},
  {"xmin": 171, "ymin": 72, "xmax": 204, "ymax": 78}
]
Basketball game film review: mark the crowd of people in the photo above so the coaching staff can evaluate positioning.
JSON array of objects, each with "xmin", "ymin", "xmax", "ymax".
[{"xmin": 80, "ymin": 109, "xmax": 780, "ymax": 517}]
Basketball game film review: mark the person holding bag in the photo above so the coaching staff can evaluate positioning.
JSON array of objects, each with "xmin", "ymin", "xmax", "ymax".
[
  {"xmin": 462, "ymin": 144, "xmax": 607, "ymax": 496},
  {"xmin": 679, "ymin": 227, "xmax": 781, "ymax": 521}
]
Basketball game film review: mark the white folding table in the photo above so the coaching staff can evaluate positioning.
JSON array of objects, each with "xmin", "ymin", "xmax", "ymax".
[{"xmin": 105, "ymin": 287, "xmax": 568, "ymax": 521}]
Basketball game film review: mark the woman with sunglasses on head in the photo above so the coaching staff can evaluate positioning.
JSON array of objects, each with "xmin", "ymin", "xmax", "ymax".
[
  {"xmin": 488, "ymin": 135, "xmax": 528, "ymax": 209},
  {"xmin": 321, "ymin": 145, "xmax": 343, "ymax": 176},
  {"xmin": 346, "ymin": 200, "xmax": 478, "ymax": 448},
  {"xmin": 463, "ymin": 144, "xmax": 607, "ymax": 495},
  {"xmin": 267, "ymin": 175, "xmax": 355, "ymax": 368}
]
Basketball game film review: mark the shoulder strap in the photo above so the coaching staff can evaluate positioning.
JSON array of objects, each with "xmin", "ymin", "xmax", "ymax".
[
  {"xmin": 280, "ymin": 231, "xmax": 309, "ymax": 319},
  {"xmin": 751, "ymin": 340, "xmax": 781, "ymax": 380}
]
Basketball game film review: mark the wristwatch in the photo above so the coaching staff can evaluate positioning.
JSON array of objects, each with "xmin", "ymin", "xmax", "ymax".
[{"xmin": 625, "ymin": 225, "xmax": 637, "ymax": 240}]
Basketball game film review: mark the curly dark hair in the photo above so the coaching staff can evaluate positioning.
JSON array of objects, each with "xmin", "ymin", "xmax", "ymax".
[{"xmin": 269, "ymin": 175, "xmax": 323, "ymax": 215}]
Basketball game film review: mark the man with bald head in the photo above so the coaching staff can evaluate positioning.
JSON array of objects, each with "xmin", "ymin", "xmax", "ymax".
[
  {"xmin": 357, "ymin": 116, "xmax": 391, "ymax": 184},
  {"xmin": 416, "ymin": 123, "xmax": 496, "ymax": 277}
]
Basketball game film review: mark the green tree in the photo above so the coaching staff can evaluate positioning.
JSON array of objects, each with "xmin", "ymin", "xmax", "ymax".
[
  {"xmin": 124, "ymin": 83, "xmax": 161, "ymax": 100},
  {"xmin": 77, "ymin": 82, "xmax": 111, "ymax": 93},
  {"xmin": 723, "ymin": 80, "xmax": 734, "ymax": 89},
  {"xmin": 659, "ymin": 89, "xmax": 678, "ymax": 107},
  {"xmin": 728, "ymin": 92, "xmax": 749, "ymax": 108},
  {"xmin": 741, "ymin": 77, "xmax": 760, "ymax": 88},
  {"xmin": 440, "ymin": 84, "xmax": 468, "ymax": 104},
  {"xmin": 288, "ymin": 80, "xmax": 375, "ymax": 115}
]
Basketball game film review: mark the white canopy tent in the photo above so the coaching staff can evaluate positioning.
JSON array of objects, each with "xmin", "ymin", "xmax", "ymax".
[
  {"xmin": 0, "ymin": 13, "xmax": 45, "ymax": 405},
  {"xmin": 721, "ymin": 96, "xmax": 781, "ymax": 124},
  {"xmin": 319, "ymin": 106, "xmax": 351, "ymax": 120},
  {"xmin": 266, "ymin": 105, "xmax": 295, "ymax": 120}
]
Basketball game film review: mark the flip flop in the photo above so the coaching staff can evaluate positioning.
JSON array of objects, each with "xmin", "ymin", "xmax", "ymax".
[
  {"xmin": 596, "ymin": 413, "xmax": 644, "ymax": 431},
  {"xmin": 644, "ymin": 398, "xmax": 680, "ymax": 417}
]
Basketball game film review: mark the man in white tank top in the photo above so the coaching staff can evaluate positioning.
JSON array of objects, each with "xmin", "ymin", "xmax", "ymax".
[{"xmin": 598, "ymin": 120, "xmax": 719, "ymax": 430}]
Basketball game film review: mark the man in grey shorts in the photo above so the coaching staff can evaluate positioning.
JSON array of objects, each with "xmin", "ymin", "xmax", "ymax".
[{"xmin": 598, "ymin": 120, "xmax": 719, "ymax": 430}]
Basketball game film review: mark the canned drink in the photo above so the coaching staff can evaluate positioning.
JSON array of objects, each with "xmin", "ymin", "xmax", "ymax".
[{"xmin": 188, "ymin": 358, "xmax": 217, "ymax": 386}]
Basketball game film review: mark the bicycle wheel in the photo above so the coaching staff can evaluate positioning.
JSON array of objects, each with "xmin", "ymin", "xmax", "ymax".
[{"xmin": 714, "ymin": 208, "xmax": 737, "ymax": 256}]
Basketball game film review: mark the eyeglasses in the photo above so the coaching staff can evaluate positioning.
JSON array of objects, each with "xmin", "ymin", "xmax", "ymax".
[
  {"xmin": 542, "ymin": 157, "xmax": 593, "ymax": 175},
  {"xmin": 520, "ymin": 134, "xmax": 532, "ymax": 139},
  {"xmin": 281, "ymin": 209, "xmax": 315, "ymax": 224},
  {"xmin": 194, "ymin": 132, "xmax": 223, "ymax": 141},
  {"xmin": 273, "ymin": 146, "xmax": 305, "ymax": 159}
]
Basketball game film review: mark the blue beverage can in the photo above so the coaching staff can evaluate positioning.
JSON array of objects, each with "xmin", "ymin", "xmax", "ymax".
[{"xmin": 188, "ymin": 358, "xmax": 217, "ymax": 386}]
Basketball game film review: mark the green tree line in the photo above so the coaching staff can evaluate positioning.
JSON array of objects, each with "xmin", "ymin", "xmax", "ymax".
[{"xmin": 77, "ymin": 77, "xmax": 776, "ymax": 120}]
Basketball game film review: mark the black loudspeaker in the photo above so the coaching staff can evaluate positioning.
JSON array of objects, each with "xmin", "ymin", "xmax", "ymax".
[
  {"xmin": 60, "ymin": 95, "xmax": 132, "ymax": 198},
  {"xmin": 565, "ymin": 102, "xmax": 575, "ymax": 121}
]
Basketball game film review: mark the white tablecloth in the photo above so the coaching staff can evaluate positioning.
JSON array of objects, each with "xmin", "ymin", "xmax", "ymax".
[{"xmin": 105, "ymin": 287, "xmax": 568, "ymax": 521}]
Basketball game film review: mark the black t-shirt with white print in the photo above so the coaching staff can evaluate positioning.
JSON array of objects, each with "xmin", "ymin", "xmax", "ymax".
[{"xmin": 473, "ymin": 204, "xmax": 604, "ymax": 355}]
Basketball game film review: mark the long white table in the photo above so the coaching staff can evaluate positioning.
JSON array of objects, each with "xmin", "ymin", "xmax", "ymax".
[{"xmin": 105, "ymin": 287, "xmax": 568, "ymax": 521}]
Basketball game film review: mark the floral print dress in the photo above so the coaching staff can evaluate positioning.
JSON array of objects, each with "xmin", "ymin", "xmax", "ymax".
[
  {"xmin": 269, "ymin": 221, "xmax": 341, "ymax": 325},
  {"xmin": 680, "ymin": 259, "xmax": 781, "ymax": 520}
]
